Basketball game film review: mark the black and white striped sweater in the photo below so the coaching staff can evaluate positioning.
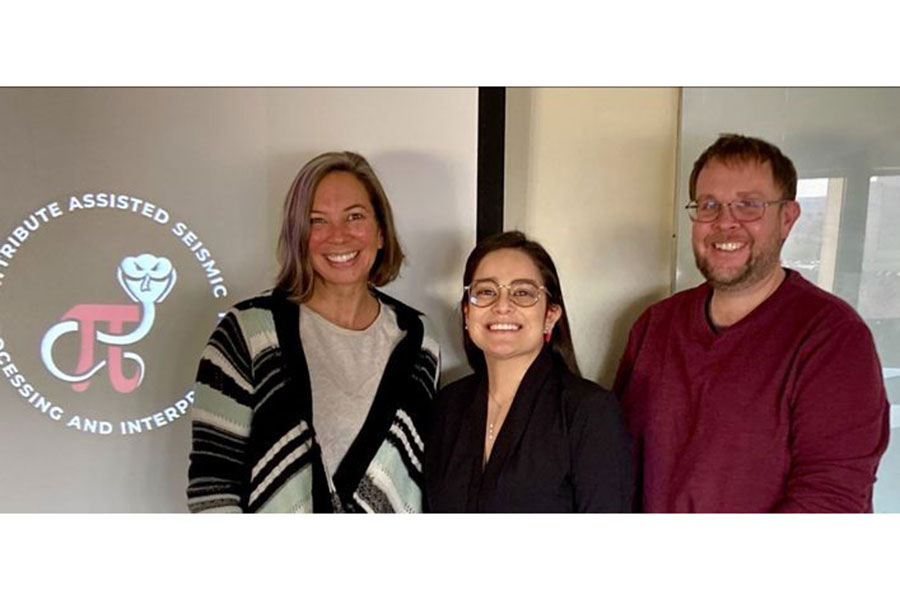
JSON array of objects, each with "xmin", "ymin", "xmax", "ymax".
[{"xmin": 187, "ymin": 289, "xmax": 440, "ymax": 513}]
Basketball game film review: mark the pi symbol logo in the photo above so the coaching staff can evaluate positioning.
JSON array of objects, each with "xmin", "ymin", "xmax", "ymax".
[{"xmin": 40, "ymin": 254, "xmax": 177, "ymax": 393}]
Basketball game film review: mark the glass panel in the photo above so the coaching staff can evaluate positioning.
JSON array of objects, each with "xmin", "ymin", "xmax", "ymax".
[
  {"xmin": 782, "ymin": 177, "xmax": 844, "ymax": 291},
  {"xmin": 860, "ymin": 176, "xmax": 900, "ymax": 319},
  {"xmin": 860, "ymin": 175, "xmax": 900, "ymax": 507}
]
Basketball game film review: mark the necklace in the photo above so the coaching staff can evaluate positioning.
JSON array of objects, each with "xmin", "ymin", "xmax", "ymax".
[
  {"xmin": 486, "ymin": 394, "xmax": 510, "ymax": 444},
  {"xmin": 485, "ymin": 394, "xmax": 511, "ymax": 468}
]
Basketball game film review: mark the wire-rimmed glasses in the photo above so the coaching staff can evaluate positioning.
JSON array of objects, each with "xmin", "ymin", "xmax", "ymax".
[
  {"xmin": 465, "ymin": 280, "xmax": 548, "ymax": 308},
  {"xmin": 685, "ymin": 198, "xmax": 791, "ymax": 222}
]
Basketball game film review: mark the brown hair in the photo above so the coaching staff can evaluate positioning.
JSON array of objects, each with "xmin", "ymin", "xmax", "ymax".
[
  {"xmin": 275, "ymin": 151, "xmax": 405, "ymax": 302},
  {"xmin": 689, "ymin": 133, "xmax": 798, "ymax": 201},
  {"xmin": 461, "ymin": 231, "xmax": 580, "ymax": 377}
]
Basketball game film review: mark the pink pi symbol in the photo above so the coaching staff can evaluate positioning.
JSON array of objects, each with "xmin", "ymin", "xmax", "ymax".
[
  {"xmin": 62, "ymin": 304, "xmax": 143, "ymax": 393},
  {"xmin": 41, "ymin": 304, "xmax": 145, "ymax": 393},
  {"xmin": 40, "ymin": 253, "xmax": 177, "ymax": 394}
]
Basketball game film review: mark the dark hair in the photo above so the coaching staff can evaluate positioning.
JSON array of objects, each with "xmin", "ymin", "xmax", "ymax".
[
  {"xmin": 689, "ymin": 134, "xmax": 798, "ymax": 201},
  {"xmin": 460, "ymin": 231, "xmax": 580, "ymax": 377},
  {"xmin": 275, "ymin": 151, "xmax": 405, "ymax": 302}
]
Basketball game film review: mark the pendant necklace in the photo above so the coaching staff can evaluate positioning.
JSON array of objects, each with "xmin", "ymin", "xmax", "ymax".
[{"xmin": 487, "ymin": 394, "xmax": 509, "ymax": 444}]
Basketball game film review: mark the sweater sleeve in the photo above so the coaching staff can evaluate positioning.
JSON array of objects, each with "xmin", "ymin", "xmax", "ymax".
[
  {"xmin": 774, "ymin": 318, "xmax": 890, "ymax": 513},
  {"xmin": 568, "ymin": 385, "xmax": 635, "ymax": 513},
  {"xmin": 612, "ymin": 311, "xmax": 650, "ymax": 512},
  {"xmin": 187, "ymin": 311, "xmax": 255, "ymax": 513},
  {"xmin": 612, "ymin": 309, "xmax": 649, "ymax": 399}
]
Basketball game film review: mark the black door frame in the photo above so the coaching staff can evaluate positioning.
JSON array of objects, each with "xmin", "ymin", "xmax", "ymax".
[{"xmin": 477, "ymin": 87, "xmax": 505, "ymax": 242}]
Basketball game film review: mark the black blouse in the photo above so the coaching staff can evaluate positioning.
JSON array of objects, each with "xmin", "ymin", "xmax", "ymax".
[{"xmin": 424, "ymin": 349, "xmax": 633, "ymax": 513}]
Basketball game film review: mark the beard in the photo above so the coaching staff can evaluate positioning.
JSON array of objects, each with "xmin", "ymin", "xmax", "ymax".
[{"xmin": 695, "ymin": 236, "xmax": 785, "ymax": 291}]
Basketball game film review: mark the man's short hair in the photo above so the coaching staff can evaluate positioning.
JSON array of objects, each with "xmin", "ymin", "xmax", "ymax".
[{"xmin": 689, "ymin": 134, "xmax": 798, "ymax": 201}]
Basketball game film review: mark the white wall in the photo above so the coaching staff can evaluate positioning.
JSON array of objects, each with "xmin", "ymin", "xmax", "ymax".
[{"xmin": 505, "ymin": 88, "xmax": 680, "ymax": 386}]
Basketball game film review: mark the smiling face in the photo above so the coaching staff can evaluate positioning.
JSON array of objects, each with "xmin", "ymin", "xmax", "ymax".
[
  {"xmin": 464, "ymin": 248, "xmax": 561, "ymax": 368},
  {"xmin": 692, "ymin": 158, "xmax": 800, "ymax": 291},
  {"xmin": 307, "ymin": 170, "xmax": 384, "ymax": 292}
]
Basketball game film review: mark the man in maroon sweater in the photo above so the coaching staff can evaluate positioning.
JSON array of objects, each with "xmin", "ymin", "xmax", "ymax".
[{"xmin": 614, "ymin": 134, "xmax": 890, "ymax": 512}]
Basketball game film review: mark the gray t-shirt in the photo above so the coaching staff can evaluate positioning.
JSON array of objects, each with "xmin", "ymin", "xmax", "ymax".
[{"xmin": 299, "ymin": 301, "xmax": 404, "ymax": 477}]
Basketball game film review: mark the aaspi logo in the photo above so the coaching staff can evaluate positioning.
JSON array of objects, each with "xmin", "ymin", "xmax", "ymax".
[
  {"xmin": 0, "ymin": 192, "xmax": 231, "ymax": 436},
  {"xmin": 41, "ymin": 254, "xmax": 177, "ymax": 394}
]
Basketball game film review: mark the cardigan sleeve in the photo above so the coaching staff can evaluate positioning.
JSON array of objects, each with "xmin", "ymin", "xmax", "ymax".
[
  {"xmin": 417, "ymin": 314, "xmax": 442, "ymax": 512},
  {"xmin": 566, "ymin": 383, "xmax": 634, "ymax": 513},
  {"xmin": 186, "ymin": 310, "xmax": 255, "ymax": 513},
  {"xmin": 773, "ymin": 318, "xmax": 890, "ymax": 513}
]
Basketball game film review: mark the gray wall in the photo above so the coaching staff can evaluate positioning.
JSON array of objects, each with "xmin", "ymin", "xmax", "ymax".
[{"xmin": 0, "ymin": 88, "xmax": 478, "ymax": 511}]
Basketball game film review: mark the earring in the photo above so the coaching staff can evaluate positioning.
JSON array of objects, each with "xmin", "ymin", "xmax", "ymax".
[{"xmin": 543, "ymin": 327, "xmax": 551, "ymax": 343}]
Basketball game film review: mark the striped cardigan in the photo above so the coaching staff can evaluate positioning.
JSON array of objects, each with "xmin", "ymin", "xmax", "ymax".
[{"xmin": 187, "ymin": 289, "xmax": 440, "ymax": 513}]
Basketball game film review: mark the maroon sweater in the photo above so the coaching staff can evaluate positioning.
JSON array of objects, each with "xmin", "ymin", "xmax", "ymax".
[{"xmin": 614, "ymin": 270, "xmax": 890, "ymax": 512}]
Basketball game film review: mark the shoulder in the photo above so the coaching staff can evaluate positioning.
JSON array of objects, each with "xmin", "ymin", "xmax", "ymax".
[
  {"xmin": 224, "ymin": 290, "xmax": 275, "ymax": 315},
  {"xmin": 436, "ymin": 373, "xmax": 479, "ymax": 408},
  {"xmin": 621, "ymin": 285, "xmax": 704, "ymax": 353},
  {"xmin": 376, "ymin": 290, "xmax": 441, "ymax": 362},
  {"xmin": 627, "ymin": 283, "xmax": 706, "ymax": 337},
  {"xmin": 560, "ymin": 369, "xmax": 617, "ymax": 409},
  {"xmin": 783, "ymin": 270, "xmax": 864, "ymax": 326},
  {"xmin": 778, "ymin": 271, "xmax": 877, "ymax": 353},
  {"xmin": 214, "ymin": 290, "xmax": 291, "ymax": 354},
  {"xmin": 417, "ymin": 313, "xmax": 441, "ymax": 367},
  {"xmin": 557, "ymin": 368, "xmax": 627, "ymax": 441},
  {"xmin": 644, "ymin": 283, "xmax": 705, "ymax": 319},
  {"xmin": 551, "ymin": 360, "xmax": 633, "ymax": 463},
  {"xmin": 231, "ymin": 289, "xmax": 293, "ymax": 315},
  {"xmin": 375, "ymin": 290, "xmax": 423, "ymax": 320},
  {"xmin": 429, "ymin": 373, "xmax": 478, "ymax": 432},
  {"xmin": 438, "ymin": 372, "xmax": 478, "ymax": 396}
]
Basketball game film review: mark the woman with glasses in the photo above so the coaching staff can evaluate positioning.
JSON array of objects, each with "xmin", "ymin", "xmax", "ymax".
[
  {"xmin": 187, "ymin": 151, "xmax": 440, "ymax": 513},
  {"xmin": 424, "ymin": 231, "xmax": 632, "ymax": 512}
]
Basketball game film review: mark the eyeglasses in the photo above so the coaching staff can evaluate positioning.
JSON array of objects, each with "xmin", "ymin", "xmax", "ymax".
[
  {"xmin": 465, "ymin": 280, "xmax": 548, "ymax": 308},
  {"xmin": 685, "ymin": 198, "xmax": 791, "ymax": 223}
]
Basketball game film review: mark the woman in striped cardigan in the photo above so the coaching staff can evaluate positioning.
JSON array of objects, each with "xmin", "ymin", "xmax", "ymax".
[{"xmin": 187, "ymin": 151, "xmax": 439, "ymax": 513}]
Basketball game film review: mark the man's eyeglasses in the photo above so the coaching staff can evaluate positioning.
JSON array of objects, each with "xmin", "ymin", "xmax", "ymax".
[
  {"xmin": 685, "ymin": 198, "xmax": 792, "ymax": 223},
  {"xmin": 465, "ymin": 280, "xmax": 548, "ymax": 308}
]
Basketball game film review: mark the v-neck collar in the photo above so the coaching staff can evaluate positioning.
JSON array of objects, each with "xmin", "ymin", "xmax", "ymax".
[
  {"xmin": 464, "ymin": 348, "xmax": 556, "ymax": 511},
  {"xmin": 695, "ymin": 269, "xmax": 796, "ymax": 344}
]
